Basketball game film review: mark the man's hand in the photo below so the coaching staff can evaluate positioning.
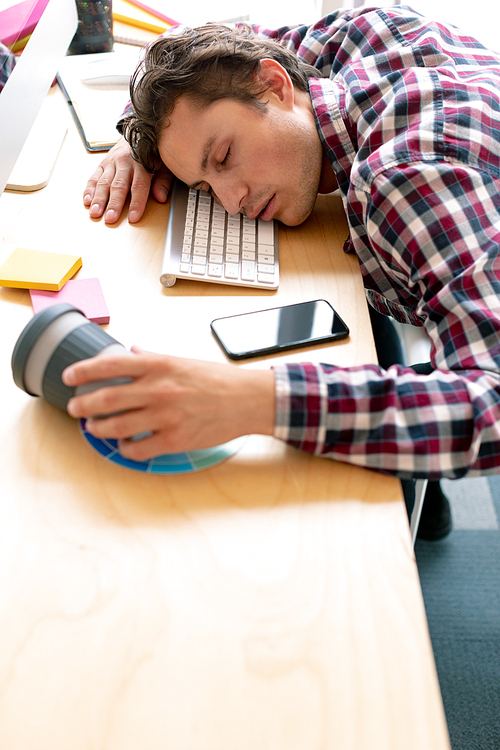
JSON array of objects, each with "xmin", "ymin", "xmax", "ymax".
[
  {"xmin": 63, "ymin": 348, "xmax": 276, "ymax": 460},
  {"xmin": 83, "ymin": 137, "xmax": 173, "ymax": 224}
]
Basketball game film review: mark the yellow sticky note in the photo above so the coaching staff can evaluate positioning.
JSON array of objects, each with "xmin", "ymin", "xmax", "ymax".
[{"xmin": 0, "ymin": 248, "xmax": 82, "ymax": 291}]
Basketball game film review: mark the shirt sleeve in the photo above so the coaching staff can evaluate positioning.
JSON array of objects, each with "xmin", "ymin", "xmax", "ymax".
[
  {"xmin": 273, "ymin": 161, "xmax": 500, "ymax": 480},
  {"xmin": 250, "ymin": 5, "xmax": 433, "ymax": 78}
]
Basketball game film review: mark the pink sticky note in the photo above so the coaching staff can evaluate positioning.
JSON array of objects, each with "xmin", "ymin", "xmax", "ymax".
[{"xmin": 30, "ymin": 277, "xmax": 110, "ymax": 324}]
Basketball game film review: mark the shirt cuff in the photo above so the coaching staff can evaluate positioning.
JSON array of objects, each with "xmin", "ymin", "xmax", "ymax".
[{"xmin": 272, "ymin": 362, "xmax": 337, "ymax": 454}]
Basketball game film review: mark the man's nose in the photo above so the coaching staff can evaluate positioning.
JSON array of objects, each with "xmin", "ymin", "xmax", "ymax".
[{"xmin": 212, "ymin": 180, "xmax": 246, "ymax": 216}]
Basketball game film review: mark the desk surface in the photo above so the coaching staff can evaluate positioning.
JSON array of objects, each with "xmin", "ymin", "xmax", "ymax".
[{"xmin": 0, "ymin": 89, "xmax": 451, "ymax": 749}]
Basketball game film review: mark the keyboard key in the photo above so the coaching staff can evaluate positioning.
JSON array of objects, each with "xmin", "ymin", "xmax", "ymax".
[
  {"xmin": 241, "ymin": 261, "xmax": 255, "ymax": 281},
  {"xmin": 208, "ymin": 264, "xmax": 222, "ymax": 277},
  {"xmin": 191, "ymin": 265, "xmax": 207, "ymax": 275},
  {"xmin": 257, "ymin": 263, "xmax": 274, "ymax": 274},
  {"xmin": 224, "ymin": 264, "xmax": 239, "ymax": 279},
  {"xmin": 258, "ymin": 254, "xmax": 274, "ymax": 264},
  {"xmin": 258, "ymin": 218, "xmax": 274, "ymax": 245}
]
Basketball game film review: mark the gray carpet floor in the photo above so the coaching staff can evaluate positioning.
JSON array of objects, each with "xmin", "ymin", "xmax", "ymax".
[{"xmin": 415, "ymin": 475, "xmax": 500, "ymax": 750}]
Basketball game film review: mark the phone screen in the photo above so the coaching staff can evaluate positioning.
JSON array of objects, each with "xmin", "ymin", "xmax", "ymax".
[{"xmin": 210, "ymin": 299, "xmax": 349, "ymax": 360}]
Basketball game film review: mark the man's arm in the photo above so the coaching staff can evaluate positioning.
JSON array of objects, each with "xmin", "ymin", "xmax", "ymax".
[
  {"xmin": 63, "ymin": 349, "xmax": 275, "ymax": 460},
  {"xmin": 274, "ymin": 162, "xmax": 500, "ymax": 480}
]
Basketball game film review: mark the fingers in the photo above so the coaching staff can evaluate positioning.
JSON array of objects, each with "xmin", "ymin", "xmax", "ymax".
[
  {"xmin": 127, "ymin": 168, "xmax": 157, "ymax": 224},
  {"xmin": 126, "ymin": 164, "xmax": 173, "ymax": 223},
  {"xmin": 63, "ymin": 350, "xmax": 151, "ymax": 389},
  {"xmin": 64, "ymin": 350, "xmax": 169, "ymax": 423},
  {"xmin": 96, "ymin": 158, "xmax": 150, "ymax": 225},
  {"xmin": 66, "ymin": 381, "xmax": 146, "ymax": 421},
  {"xmin": 118, "ymin": 429, "xmax": 185, "ymax": 462},
  {"xmin": 151, "ymin": 164, "xmax": 173, "ymax": 204},
  {"xmin": 84, "ymin": 408, "xmax": 198, "ymax": 462},
  {"xmin": 68, "ymin": 385, "xmax": 186, "ymax": 461},
  {"xmin": 83, "ymin": 159, "xmax": 134, "ymax": 224},
  {"xmin": 63, "ymin": 351, "xmax": 276, "ymax": 461},
  {"xmin": 85, "ymin": 406, "xmax": 179, "ymax": 448},
  {"xmin": 83, "ymin": 138, "xmax": 174, "ymax": 225},
  {"xmin": 118, "ymin": 433, "xmax": 172, "ymax": 462},
  {"xmin": 83, "ymin": 163, "xmax": 104, "ymax": 214},
  {"xmin": 82, "ymin": 137, "xmax": 156, "ymax": 224}
]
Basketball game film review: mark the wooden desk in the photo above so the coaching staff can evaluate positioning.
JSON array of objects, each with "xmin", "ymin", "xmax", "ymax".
[{"xmin": 0, "ymin": 90, "xmax": 451, "ymax": 749}]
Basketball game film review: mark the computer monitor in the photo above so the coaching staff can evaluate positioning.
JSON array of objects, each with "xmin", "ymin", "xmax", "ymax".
[{"xmin": 0, "ymin": 0, "xmax": 78, "ymax": 195}]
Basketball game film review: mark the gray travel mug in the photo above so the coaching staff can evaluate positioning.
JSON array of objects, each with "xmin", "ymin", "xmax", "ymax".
[{"xmin": 11, "ymin": 303, "xmax": 129, "ymax": 411}]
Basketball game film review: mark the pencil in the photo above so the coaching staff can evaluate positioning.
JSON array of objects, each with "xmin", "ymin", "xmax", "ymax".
[{"xmin": 123, "ymin": 0, "xmax": 179, "ymax": 27}]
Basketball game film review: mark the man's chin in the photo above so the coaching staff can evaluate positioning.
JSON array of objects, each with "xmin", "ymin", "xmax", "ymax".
[{"xmin": 280, "ymin": 205, "xmax": 315, "ymax": 227}]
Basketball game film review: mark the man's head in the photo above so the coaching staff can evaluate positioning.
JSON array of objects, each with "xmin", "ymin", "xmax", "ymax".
[{"xmin": 122, "ymin": 25, "xmax": 326, "ymax": 225}]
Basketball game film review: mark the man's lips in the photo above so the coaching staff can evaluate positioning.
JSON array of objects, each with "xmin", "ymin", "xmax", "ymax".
[{"xmin": 256, "ymin": 194, "xmax": 276, "ymax": 221}]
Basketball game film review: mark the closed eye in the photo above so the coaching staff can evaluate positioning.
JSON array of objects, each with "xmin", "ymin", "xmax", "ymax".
[{"xmin": 221, "ymin": 147, "xmax": 232, "ymax": 167}]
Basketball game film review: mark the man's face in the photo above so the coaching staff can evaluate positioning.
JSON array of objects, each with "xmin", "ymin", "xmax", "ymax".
[{"xmin": 157, "ymin": 67, "xmax": 323, "ymax": 226}]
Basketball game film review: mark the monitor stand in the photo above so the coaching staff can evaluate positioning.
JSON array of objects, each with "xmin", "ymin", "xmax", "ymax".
[{"xmin": 5, "ymin": 93, "xmax": 68, "ymax": 193}]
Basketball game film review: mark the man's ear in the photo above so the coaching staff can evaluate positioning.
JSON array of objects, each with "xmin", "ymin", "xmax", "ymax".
[{"xmin": 256, "ymin": 58, "xmax": 294, "ymax": 108}]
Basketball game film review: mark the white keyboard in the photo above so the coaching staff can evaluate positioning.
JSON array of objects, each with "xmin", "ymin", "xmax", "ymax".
[{"xmin": 160, "ymin": 180, "xmax": 279, "ymax": 289}]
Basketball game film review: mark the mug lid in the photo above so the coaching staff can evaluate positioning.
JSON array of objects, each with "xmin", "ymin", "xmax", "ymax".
[{"xmin": 11, "ymin": 303, "xmax": 84, "ymax": 395}]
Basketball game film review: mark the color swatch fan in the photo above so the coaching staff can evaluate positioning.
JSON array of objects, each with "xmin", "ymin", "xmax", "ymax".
[{"xmin": 80, "ymin": 420, "xmax": 245, "ymax": 474}]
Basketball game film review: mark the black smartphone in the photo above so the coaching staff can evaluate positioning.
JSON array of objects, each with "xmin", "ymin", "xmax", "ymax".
[{"xmin": 210, "ymin": 299, "xmax": 349, "ymax": 360}]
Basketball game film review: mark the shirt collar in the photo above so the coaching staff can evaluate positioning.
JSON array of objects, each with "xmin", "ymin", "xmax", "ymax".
[{"xmin": 309, "ymin": 77, "xmax": 356, "ymax": 194}]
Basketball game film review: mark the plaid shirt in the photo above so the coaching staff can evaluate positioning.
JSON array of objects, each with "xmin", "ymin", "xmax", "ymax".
[
  {"xmin": 0, "ymin": 43, "xmax": 15, "ymax": 92},
  {"xmin": 250, "ymin": 6, "xmax": 500, "ymax": 480},
  {"xmin": 125, "ymin": 7, "xmax": 500, "ymax": 480}
]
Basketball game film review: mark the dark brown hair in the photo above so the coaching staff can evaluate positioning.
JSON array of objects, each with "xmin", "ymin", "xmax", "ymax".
[{"xmin": 121, "ymin": 24, "xmax": 321, "ymax": 172}]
